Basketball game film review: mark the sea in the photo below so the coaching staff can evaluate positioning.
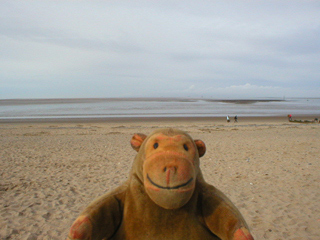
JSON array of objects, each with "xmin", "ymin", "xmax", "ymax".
[{"xmin": 0, "ymin": 98, "xmax": 319, "ymax": 120}]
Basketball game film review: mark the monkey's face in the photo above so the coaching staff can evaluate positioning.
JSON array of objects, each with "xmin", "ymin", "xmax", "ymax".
[{"xmin": 142, "ymin": 131, "xmax": 205, "ymax": 209}]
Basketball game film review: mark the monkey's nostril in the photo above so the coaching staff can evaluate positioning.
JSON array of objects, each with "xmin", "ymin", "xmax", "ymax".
[{"xmin": 163, "ymin": 166, "xmax": 178, "ymax": 173}]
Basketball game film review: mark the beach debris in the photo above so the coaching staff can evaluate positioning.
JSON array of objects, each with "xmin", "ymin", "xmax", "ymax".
[{"xmin": 288, "ymin": 115, "xmax": 319, "ymax": 123}]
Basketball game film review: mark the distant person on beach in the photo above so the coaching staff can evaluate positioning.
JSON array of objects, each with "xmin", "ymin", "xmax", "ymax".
[
  {"xmin": 227, "ymin": 115, "xmax": 230, "ymax": 122},
  {"xmin": 288, "ymin": 114, "xmax": 292, "ymax": 121},
  {"xmin": 234, "ymin": 115, "xmax": 238, "ymax": 122}
]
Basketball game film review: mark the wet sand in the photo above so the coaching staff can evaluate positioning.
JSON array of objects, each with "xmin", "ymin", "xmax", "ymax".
[{"xmin": 0, "ymin": 117, "xmax": 319, "ymax": 239}]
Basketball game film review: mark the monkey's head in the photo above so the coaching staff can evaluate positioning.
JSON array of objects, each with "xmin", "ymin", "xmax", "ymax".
[{"xmin": 130, "ymin": 128, "xmax": 206, "ymax": 209}]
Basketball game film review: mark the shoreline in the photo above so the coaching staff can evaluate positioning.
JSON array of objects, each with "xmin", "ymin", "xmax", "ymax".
[{"xmin": 0, "ymin": 115, "xmax": 319, "ymax": 124}]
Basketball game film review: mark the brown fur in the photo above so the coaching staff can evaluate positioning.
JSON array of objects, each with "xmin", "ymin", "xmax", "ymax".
[{"xmin": 67, "ymin": 128, "xmax": 254, "ymax": 240}]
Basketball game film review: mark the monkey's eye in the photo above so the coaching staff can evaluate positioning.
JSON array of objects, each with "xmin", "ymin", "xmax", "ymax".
[
  {"xmin": 183, "ymin": 144, "xmax": 189, "ymax": 151},
  {"xmin": 153, "ymin": 143, "xmax": 159, "ymax": 149}
]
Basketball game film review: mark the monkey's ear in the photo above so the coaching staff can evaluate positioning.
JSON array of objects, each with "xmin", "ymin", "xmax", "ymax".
[
  {"xmin": 194, "ymin": 139, "xmax": 206, "ymax": 158},
  {"xmin": 131, "ymin": 133, "xmax": 147, "ymax": 152}
]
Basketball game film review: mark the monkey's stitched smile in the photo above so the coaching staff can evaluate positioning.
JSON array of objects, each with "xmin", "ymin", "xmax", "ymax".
[{"xmin": 147, "ymin": 174, "xmax": 193, "ymax": 190}]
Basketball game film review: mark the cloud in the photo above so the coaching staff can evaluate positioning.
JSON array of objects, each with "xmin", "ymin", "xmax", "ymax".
[
  {"xmin": 0, "ymin": 1, "xmax": 319, "ymax": 99},
  {"xmin": 171, "ymin": 83, "xmax": 320, "ymax": 99},
  {"xmin": 227, "ymin": 83, "xmax": 276, "ymax": 90}
]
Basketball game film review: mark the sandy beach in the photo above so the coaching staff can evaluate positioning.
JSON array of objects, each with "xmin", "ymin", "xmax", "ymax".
[{"xmin": 0, "ymin": 117, "xmax": 319, "ymax": 240}]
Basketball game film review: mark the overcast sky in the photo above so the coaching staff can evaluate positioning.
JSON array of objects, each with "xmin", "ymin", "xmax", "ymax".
[{"xmin": 1, "ymin": 0, "xmax": 319, "ymax": 99}]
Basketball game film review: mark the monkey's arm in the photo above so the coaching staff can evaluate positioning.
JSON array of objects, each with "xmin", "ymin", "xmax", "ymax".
[
  {"xmin": 66, "ymin": 185, "xmax": 126, "ymax": 240},
  {"xmin": 201, "ymin": 184, "xmax": 254, "ymax": 240}
]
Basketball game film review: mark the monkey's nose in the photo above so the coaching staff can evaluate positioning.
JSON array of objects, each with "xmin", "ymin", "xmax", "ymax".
[{"xmin": 164, "ymin": 166, "xmax": 178, "ymax": 185}]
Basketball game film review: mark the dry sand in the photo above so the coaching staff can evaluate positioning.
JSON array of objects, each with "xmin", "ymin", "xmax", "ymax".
[{"xmin": 0, "ymin": 117, "xmax": 319, "ymax": 240}]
